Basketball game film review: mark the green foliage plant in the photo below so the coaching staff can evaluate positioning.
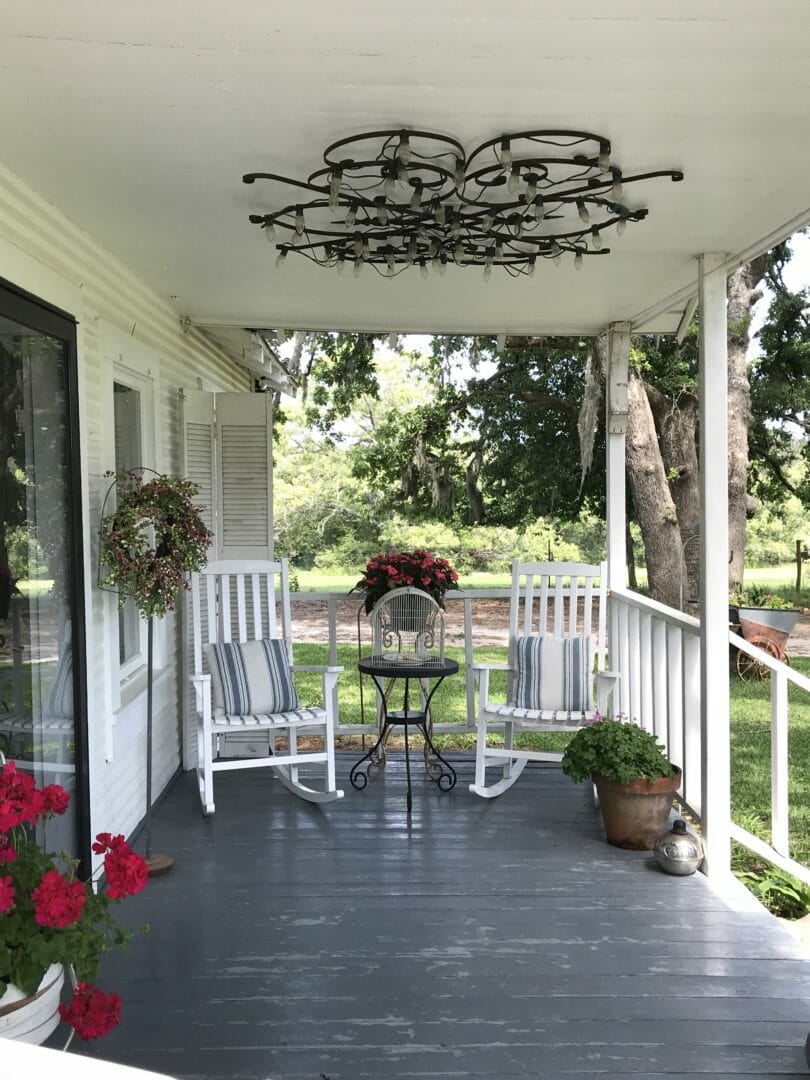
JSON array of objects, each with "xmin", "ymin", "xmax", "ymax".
[
  {"xmin": 736, "ymin": 865, "xmax": 810, "ymax": 919},
  {"xmin": 561, "ymin": 717, "xmax": 675, "ymax": 785},
  {"xmin": 729, "ymin": 584, "xmax": 795, "ymax": 610}
]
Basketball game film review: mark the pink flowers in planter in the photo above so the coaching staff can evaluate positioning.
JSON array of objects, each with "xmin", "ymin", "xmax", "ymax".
[
  {"xmin": 0, "ymin": 760, "xmax": 148, "ymax": 1039},
  {"xmin": 355, "ymin": 549, "xmax": 459, "ymax": 614}
]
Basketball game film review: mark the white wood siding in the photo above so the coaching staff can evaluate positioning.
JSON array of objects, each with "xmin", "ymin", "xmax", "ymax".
[{"xmin": 0, "ymin": 162, "xmax": 250, "ymax": 860}]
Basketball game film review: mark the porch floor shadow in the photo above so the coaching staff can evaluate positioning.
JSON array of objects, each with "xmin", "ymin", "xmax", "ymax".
[{"xmin": 73, "ymin": 754, "xmax": 810, "ymax": 1079}]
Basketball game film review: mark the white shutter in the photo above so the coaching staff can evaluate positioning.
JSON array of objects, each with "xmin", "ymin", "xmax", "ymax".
[
  {"xmin": 179, "ymin": 388, "xmax": 273, "ymax": 770},
  {"xmin": 181, "ymin": 388, "xmax": 217, "ymax": 546},
  {"xmin": 216, "ymin": 393, "xmax": 273, "ymax": 560},
  {"xmin": 180, "ymin": 389, "xmax": 272, "ymax": 561}
]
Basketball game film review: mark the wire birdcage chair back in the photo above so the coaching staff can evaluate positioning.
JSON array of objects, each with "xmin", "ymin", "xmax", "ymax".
[{"xmin": 371, "ymin": 587, "xmax": 444, "ymax": 667}]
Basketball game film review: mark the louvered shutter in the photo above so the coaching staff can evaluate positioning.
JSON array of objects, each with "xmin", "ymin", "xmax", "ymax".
[
  {"xmin": 216, "ymin": 393, "xmax": 273, "ymax": 560},
  {"xmin": 180, "ymin": 389, "xmax": 273, "ymax": 770},
  {"xmin": 180, "ymin": 389, "xmax": 273, "ymax": 561},
  {"xmin": 180, "ymin": 388, "xmax": 217, "ymax": 544}
]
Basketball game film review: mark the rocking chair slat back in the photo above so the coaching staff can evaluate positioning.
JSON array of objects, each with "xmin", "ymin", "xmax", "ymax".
[{"xmin": 471, "ymin": 559, "xmax": 617, "ymax": 798}]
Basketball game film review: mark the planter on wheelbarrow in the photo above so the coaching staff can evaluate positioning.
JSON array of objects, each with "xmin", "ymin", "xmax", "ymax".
[
  {"xmin": 729, "ymin": 604, "xmax": 801, "ymax": 678},
  {"xmin": 730, "ymin": 605, "xmax": 800, "ymax": 658}
]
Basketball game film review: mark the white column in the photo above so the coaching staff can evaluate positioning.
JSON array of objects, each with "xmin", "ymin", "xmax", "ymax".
[
  {"xmin": 698, "ymin": 254, "xmax": 731, "ymax": 877},
  {"xmin": 605, "ymin": 322, "xmax": 630, "ymax": 590}
]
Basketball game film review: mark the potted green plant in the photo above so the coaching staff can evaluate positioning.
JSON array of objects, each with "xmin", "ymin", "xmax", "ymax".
[
  {"xmin": 561, "ymin": 718, "xmax": 681, "ymax": 850},
  {"xmin": 728, "ymin": 585, "xmax": 801, "ymax": 658}
]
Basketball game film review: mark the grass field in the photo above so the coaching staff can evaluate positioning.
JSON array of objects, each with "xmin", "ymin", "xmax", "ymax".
[{"xmin": 294, "ymin": 563, "xmax": 807, "ymax": 598}]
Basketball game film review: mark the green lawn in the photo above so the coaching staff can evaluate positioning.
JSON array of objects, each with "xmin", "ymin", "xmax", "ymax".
[
  {"xmin": 294, "ymin": 569, "xmax": 512, "ymax": 592},
  {"xmin": 295, "ymin": 563, "xmax": 807, "ymax": 601}
]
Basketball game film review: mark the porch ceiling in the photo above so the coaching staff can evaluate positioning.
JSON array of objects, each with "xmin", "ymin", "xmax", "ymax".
[{"xmin": 2, "ymin": 3, "xmax": 810, "ymax": 337}]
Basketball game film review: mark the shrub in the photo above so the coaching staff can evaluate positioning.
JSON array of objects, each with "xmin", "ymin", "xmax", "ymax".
[{"xmin": 561, "ymin": 718, "xmax": 675, "ymax": 785}]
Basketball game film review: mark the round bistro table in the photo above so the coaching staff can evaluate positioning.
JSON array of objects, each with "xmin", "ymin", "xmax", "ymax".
[{"xmin": 350, "ymin": 655, "xmax": 459, "ymax": 812}]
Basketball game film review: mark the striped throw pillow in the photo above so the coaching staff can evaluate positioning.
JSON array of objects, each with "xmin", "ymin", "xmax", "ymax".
[
  {"xmin": 45, "ymin": 644, "xmax": 74, "ymax": 719},
  {"xmin": 206, "ymin": 639, "xmax": 300, "ymax": 716},
  {"xmin": 514, "ymin": 635, "xmax": 593, "ymax": 712}
]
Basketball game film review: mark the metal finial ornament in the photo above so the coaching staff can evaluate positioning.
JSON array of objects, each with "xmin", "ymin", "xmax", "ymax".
[
  {"xmin": 244, "ymin": 127, "xmax": 683, "ymax": 276},
  {"xmin": 653, "ymin": 819, "xmax": 704, "ymax": 876}
]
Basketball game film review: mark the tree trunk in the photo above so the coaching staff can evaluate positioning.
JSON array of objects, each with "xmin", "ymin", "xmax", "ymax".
[
  {"xmin": 625, "ymin": 369, "xmax": 683, "ymax": 609},
  {"xmin": 645, "ymin": 382, "xmax": 700, "ymax": 606}
]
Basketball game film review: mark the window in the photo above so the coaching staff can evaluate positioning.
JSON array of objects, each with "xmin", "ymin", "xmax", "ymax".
[
  {"xmin": 0, "ymin": 276, "xmax": 88, "ymax": 868},
  {"xmin": 104, "ymin": 332, "xmax": 157, "ymax": 687},
  {"xmin": 113, "ymin": 381, "xmax": 143, "ymax": 668}
]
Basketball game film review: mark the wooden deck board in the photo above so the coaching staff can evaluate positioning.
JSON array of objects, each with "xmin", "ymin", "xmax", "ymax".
[{"xmin": 73, "ymin": 756, "xmax": 810, "ymax": 1078}]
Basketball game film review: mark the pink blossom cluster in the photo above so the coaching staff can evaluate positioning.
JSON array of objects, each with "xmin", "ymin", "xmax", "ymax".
[{"xmin": 355, "ymin": 549, "xmax": 459, "ymax": 614}]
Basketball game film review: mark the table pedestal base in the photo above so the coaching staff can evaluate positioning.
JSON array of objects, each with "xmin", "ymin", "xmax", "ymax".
[{"xmin": 350, "ymin": 712, "xmax": 457, "ymax": 812}]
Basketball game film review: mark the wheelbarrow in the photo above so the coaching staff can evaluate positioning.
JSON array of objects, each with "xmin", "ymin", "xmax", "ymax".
[{"xmin": 729, "ymin": 604, "xmax": 801, "ymax": 680}]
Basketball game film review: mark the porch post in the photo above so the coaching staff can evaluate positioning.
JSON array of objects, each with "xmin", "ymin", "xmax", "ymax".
[
  {"xmin": 605, "ymin": 322, "xmax": 630, "ymax": 590},
  {"xmin": 698, "ymin": 254, "xmax": 731, "ymax": 877}
]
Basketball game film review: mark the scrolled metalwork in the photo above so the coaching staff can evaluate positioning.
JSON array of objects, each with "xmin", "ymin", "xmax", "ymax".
[{"xmin": 244, "ymin": 126, "xmax": 683, "ymax": 276}]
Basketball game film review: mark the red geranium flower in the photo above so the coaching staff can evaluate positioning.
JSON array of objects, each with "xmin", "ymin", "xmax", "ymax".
[
  {"xmin": 93, "ymin": 834, "xmax": 148, "ymax": 899},
  {"xmin": 59, "ymin": 983, "xmax": 122, "ymax": 1040},
  {"xmin": 41, "ymin": 784, "xmax": 70, "ymax": 816},
  {"xmin": 0, "ymin": 762, "xmax": 45, "ymax": 831},
  {"xmin": 32, "ymin": 869, "xmax": 87, "ymax": 928},
  {"xmin": 0, "ymin": 843, "xmax": 17, "ymax": 864}
]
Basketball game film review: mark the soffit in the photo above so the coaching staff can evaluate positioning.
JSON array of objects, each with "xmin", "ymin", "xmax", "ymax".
[{"xmin": 1, "ymin": 2, "xmax": 809, "ymax": 337}]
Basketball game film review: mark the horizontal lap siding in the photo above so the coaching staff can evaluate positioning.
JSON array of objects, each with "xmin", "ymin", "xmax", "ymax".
[{"xmin": 0, "ymin": 162, "xmax": 248, "ymax": 855}]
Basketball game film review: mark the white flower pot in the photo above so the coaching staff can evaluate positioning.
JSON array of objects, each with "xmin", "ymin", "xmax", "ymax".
[{"xmin": 0, "ymin": 964, "xmax": 64, "ymax": 1044}]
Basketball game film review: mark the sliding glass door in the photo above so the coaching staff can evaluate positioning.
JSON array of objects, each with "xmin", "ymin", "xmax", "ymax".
[{"xmin": 0, "ymin": 278, "xmax": 88, "ymax": 867}]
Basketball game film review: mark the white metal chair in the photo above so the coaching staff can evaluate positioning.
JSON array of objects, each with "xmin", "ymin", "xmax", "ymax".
[
  {"xmin": 189, "ymin": 558, "xmax": 344, "ymax": 814},
  {"xmin": 469, "ymin": 560, "xmax": 619, "ymax": 799}
]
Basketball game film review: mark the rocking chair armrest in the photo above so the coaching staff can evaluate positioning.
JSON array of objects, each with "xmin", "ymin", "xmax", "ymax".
[
  {"xmin": 290, "ymin": 664, "xmax": 344, "ymax": 674},
  {"xmin": 472, "ymin": 663, "xmax": 513, "ymax": 673},
  {"xmin": 191, "ymin": 672, "xmax": 211, "ymax": 714},
  {"xmin": 595, "ymin": 669, "xmax": 621, "ymax": 716},
  {"xmin": 596, "ymin": 670, "xmax": 621, "ymax": 683}
]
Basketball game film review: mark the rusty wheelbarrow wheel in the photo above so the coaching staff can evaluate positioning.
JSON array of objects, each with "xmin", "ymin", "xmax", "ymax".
[{"xmin": 736, "ymin": 635, "xmax": 781, "ymax": 681}]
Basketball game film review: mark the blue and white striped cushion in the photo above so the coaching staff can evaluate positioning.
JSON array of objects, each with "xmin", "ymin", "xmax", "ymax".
[
  {"xmin": 45, "ymin": 644, "xmax": 74, "ymax": 719},
  {"xmin": 206, "ymin": 639, "xmax": 300, "ymax": 716},
  {"xmin": 514, "ymin": 635, "xmax": 593, "ymax": 712}
]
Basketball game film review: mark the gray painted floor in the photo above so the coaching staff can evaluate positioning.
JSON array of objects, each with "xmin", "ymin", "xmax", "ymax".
[{"xmin": 72, "ymin": 755, "xmax": 810, "ymax": 1078}]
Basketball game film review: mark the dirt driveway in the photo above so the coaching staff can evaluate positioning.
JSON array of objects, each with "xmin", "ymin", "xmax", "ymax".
[{"xmin": 291, "ymin": 595, "xmax": 810, "ymax": 656}]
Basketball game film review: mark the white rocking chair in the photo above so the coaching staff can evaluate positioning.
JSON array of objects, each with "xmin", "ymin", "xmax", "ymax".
[
  {"xmin": 189, "ymin": 559, "xmax": 344, "ymax": 814},
  {"xmin": 469, "ymin": 560, "xmax": 619, "ymax": 799}
]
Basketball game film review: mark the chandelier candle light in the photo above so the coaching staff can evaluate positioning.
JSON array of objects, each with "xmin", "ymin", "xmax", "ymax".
[{"xmin": 244, "ymin": 128, "xmax": 683, "ymax": 277}]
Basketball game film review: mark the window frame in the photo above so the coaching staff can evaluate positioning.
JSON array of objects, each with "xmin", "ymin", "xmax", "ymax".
[{"xmin": 102, "ymin": 330, "xmax": 160, "ymax": 697}]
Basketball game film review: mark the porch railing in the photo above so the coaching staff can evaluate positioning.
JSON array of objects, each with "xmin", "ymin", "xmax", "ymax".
[
  {"xmin": 295, "ymin": 586, "xmax": 810, "ymax": 884},
  {"xmin": 609, "ymin": 586, "xmax": 810, "ymax": 887},
  {"xmin": 290, "ymin": 589, "xmax": 510, "ymax": 736}
]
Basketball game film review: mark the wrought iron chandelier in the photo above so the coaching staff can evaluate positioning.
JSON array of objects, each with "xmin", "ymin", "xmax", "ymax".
[{"xmin": 243, "ymin": 128, "xmax": 683, "ymax": 278}]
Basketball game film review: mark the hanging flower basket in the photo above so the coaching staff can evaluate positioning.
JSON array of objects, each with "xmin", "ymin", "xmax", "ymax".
[{"xmin": 99, "ymin": 471, "xmax": 213, "ymax": 618}]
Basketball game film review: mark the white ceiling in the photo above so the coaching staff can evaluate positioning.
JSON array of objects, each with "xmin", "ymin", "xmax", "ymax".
[{"xmin": 2, "ymin": 2, "xmax": 810, "ymax": 336}]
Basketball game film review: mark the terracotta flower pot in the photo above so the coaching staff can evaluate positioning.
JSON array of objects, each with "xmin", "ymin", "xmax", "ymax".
[{"xmin": 593, "ymin": 766, "xmax": 683, "ymax": 850}]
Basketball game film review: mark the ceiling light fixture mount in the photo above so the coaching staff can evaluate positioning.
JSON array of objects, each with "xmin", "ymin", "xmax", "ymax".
[{"xmin": 244, "ymin": 128, "xmax": 683, "ymax": 277}]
